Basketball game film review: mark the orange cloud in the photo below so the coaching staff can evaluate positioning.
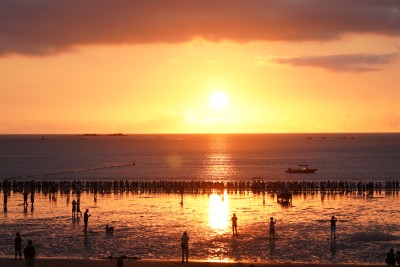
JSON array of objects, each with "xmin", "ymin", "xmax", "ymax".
[{"xmin": 1, "ymin": 0, "xmax": 399, "ymax": 56}]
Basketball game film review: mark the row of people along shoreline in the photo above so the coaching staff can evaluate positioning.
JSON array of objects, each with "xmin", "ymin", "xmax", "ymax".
[{"xmin": 2, "ymin": 179, "xmax": 400, "ymax": 196}]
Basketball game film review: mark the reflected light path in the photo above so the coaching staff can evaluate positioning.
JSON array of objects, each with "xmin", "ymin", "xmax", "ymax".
[
  {"xmin": 203, "ymin": 135, "xmax": 236, "ymax": 180},
  {"xmin": 208, "ymin": 192, "xmax": 229, "ymax": 234}
]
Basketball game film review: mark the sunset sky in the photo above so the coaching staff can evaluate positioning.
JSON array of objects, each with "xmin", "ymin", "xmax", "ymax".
[{"xmin": 1, "ymin": 0, "xmax": 399, "ymax": 134}]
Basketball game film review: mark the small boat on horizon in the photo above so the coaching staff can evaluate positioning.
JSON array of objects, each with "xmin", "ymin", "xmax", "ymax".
[{"xmin": 285, "ymin": 164, "xmax": 318, "ymax": 174}]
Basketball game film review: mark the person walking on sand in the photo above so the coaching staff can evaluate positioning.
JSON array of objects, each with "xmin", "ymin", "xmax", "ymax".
[
  {"xmin": 23, "ymin": 240, "xmax": 35, "ymax": 267},
  {"xmin": 181, "ymin": 231, "xmax": 189, "ymax": 263},
  {"xmin": 269, "ymin": 217, "xmax": 276, "ymax": 239},
  {"xmin": 84, "ymin": 209, "xmax": 91, "ymax": 234},
  {"xmin": 15, "ymin": 232, "xmax": 22, "ymax": 261},
  {"xmin": 330, "ymin": 216, "xmax": 337, "ymax": 241},
  {"xmin": 231, "ymin": 213, "xmax": 238, "ymax": 237},
  {"xmin": 386, "ymin": 248, "xmax": 396, "ymax": 267}
]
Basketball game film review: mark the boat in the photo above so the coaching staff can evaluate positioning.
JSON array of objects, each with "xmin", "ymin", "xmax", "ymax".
[{"xmin": 285, "ymin": 164, "xmax": 318, "ymax": 174}]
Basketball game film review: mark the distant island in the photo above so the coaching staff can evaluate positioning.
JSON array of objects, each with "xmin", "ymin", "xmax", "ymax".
[{"xmin": 81, "ymin": 133, "xmax": 126, "ymax": 137}]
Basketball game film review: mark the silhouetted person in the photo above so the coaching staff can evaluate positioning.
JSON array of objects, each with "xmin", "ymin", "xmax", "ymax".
[
  {"xmin": 72, "ymin": 199, "xmax": 77, "ymax": 217},
  {"xmin": 23, "ymin": 240, "xmax": 36, "ymax": 267},
  {"xmin": 269, "ymin": 217, "xmax": 276, "ymax": 239},
  {"xmin": 105, "ymin": 224, "xmax": 114, "ymax": 234},
  {"xmin": 116, "ymin": 258, "xmax": 124, "ymax": 267},
  {"xmin": 30, "ymin": 192, "xmax": 34, "ymax": 206},
  {"xmin": 181, "ymin": 231, "xmax": 189, "ymax": 263},
  {"xmin": 180, "ymin": 187, "xmax": 184, "ymax": 206},
  {"xmin": 23, "ymin": 191, "xmax": 28, "ymax": 206},
  {"xmin": 84, "ymin": 209, "xmax": 91, "ymax": 233},
  {"xmin": 231, "ymin": 213, "xmax": 238, "ymax": 237},
  {"xmin": 386, "ymin": 248, "xmax": 396, "ymax": 267},
  {"xmin": 3, "ymin": 191, "xmax": 7, "ymax": 205},
  {"xmin": 15, "ymin": 232, "xmax": 22, "ymax": 261},
  {"xmin": 330, "ymin": 216, "xmax": 337, "ymax": 241}
]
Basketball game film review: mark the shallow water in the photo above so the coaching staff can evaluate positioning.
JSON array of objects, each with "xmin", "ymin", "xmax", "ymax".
[{"xmin": 1, "ymin": 190, "xmax": 399, "ymax": 264}]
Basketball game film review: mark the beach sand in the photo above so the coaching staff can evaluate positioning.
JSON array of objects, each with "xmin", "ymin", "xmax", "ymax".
[{"xmin": 0, "ymin": 258, "xmax": 383, "ymax": 267}]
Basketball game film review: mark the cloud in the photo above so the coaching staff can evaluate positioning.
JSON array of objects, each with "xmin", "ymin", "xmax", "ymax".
[
  {"xmin": 0, "ymin": 0, "xmax": 400, "ymax": 56},
  {"xmin": 267, "ymin": 52, "xmax": 399, "ymax": 72}
]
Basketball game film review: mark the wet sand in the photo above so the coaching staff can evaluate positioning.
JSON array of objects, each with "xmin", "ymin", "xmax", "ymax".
[{"xmin": 0, "ymin": 258, "xmax": 383, "ymax": 267}]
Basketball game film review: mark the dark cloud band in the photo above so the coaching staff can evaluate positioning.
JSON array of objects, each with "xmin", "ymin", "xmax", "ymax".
[{"xmin": 0, "ymin": 0, "xmax": 399, "ymax": 56}]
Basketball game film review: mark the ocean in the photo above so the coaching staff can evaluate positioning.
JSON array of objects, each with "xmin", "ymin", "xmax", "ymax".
[
  {"xmin": 0, "ymin": 133, "xmax": 400, "ymax": 181},
  {"xmin": 1, "ymin": 133, "xmax": 400, "ymax": 264}
]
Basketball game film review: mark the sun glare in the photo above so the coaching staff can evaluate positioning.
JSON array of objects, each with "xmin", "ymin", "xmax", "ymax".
[
  {"xmin": 209, "ymin": 91, "xmax": 228, "ymax": 109},
  {"xmin": 208, "ymin": 192, "xmax": 229, "ymax": 232}
]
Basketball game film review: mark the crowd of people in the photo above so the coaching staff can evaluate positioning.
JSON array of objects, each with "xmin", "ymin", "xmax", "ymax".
[
  {"xmin": 2, "ymin": 178, "xmax": 400, "ymax": 197},
  {"xmin": 5, "ymin": 178, "xmax": 400, "ymax": 266}
]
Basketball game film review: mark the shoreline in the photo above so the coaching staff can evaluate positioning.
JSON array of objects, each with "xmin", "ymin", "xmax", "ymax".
[{"xmin": 0, "ymin": 258, "xmax": 384, "ymax": 267}]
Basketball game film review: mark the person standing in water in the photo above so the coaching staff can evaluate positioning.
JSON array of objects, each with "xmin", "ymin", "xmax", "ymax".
[
  {"xmin": 231, "ymin": 213, "xmax": 238, "ymax": 237},
  {"xmin": 30, "ymin": 192, "xmax": 34, "ymax": 207},
  {"xmin": 23, "ymin": 240, "xmax": 36, "ymax": 267},
  {"xmin": 23, "ymin": 191, "xmax": 28, "ymax": 206},
  {"xmin": 84, "ymin": 209, "xmax": 91, "ymax": 234},
  {"xmin": 269, "ymin": 217, "xmax": 276, "ymax": 239},
  {"xmin": 72, "ymin": 199, "xmax": 77, "ymax": 217},
  {"xmin": 116, "ymin": 258, "xmax": 124, "ymax": 267},
  {"xmin": 386, "ymin": 248, "xmax": 396, "ymax": 267},
  {"xmin": 15, "ymin": 232, "xmax": 22, "ymax": 261},
  {"xmin": 4, "ymin": 191, "xmax": 8, "ymax": 206},
  {"xmin": 330, "ymin": 216, "xmax": 337, "ymax": 241},
  {"xmin": 181, "ymin": 231, "xmax": 189, "ymax": 264}
]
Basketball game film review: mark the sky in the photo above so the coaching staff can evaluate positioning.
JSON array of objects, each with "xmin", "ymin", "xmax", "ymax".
[{"xmin": 1, "ymin": 0, "xmax": 400, "ymax": 134}]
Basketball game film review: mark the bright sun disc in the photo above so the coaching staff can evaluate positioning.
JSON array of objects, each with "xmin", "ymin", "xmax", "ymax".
[{"xmin": 210, "ymin": 92, "xmax": 228, "ymax": 109}]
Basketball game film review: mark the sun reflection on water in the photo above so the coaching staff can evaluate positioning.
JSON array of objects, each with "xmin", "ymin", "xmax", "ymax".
[
  {"xmin": 208, "ymin": 192, "xmax": 229, "ymax": 233},
  {"xmin": 204, "ymin": 135, "xmax": 236, "ymax": 180}
]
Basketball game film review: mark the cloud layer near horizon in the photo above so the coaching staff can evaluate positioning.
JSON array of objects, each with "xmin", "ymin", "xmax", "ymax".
[
  {"xmin": 1, "ymin": 0, "xmax": 399, "ymax": 56},
  {"xmin": 266, "ymin": 52, "xmax": 399, "ymax": 72}
]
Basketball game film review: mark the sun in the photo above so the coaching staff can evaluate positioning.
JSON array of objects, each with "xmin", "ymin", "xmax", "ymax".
[{"xmin": 209, "ymin": 91, "xmax": 229, "ymax": 109}]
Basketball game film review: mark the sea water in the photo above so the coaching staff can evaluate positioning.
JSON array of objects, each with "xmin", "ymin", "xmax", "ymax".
[
  {"xmin": 1, "ymin": 134, "xmax": 400, "ymax": 263},
  {"xmin": 1, "ymin": 190, "xmax": 399, "ymax": 264},
  {"xmin": 0, "ymin": 133, "xmax": 400, "ymax": 181}
]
